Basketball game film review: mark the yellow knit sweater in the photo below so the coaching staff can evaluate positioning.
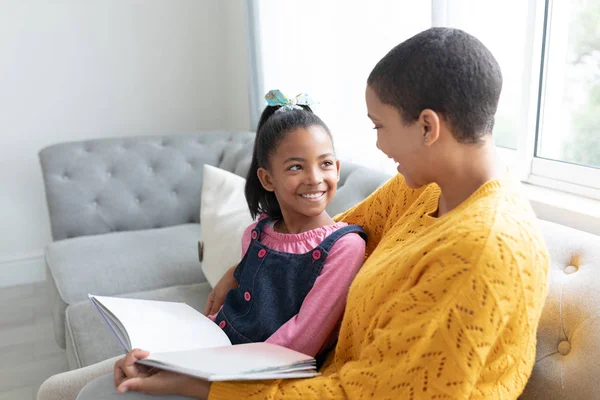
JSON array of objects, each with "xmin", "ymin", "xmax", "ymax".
[{"xmin": 209, "ymin": 174, "xmax": 549, "ymax": 399}]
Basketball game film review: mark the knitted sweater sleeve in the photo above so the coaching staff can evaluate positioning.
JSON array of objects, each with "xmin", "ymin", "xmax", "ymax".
[{"xmin": 334, "ymin": 174, "xmax": 402, "ymax": 253}]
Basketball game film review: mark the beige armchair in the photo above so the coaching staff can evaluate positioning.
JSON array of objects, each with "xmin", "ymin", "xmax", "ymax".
[{"xmin": 521, "ymin": 219, "xmax": 600, "ymax": 399}]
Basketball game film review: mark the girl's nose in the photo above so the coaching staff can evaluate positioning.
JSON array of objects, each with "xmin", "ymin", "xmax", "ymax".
[{"xmin": 305, "ymin": 168, "xmax": 323, "ymax": 185}]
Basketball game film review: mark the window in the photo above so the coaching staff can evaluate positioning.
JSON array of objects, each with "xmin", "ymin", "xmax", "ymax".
[
  {"xmin": 252, "ymin": 0, "xmax": 431, "ymax": 171},
  {"xmin": 538, "ymin": 0, "xmax": 600, "ymax": 169},
  {"xmin": 531, "ymin": 0, "xmax": 600, "ymax": 194},
  {"xmin": 248, "ymin": 0, "xmax": 600, "ymax": 198},
  {"xmin": 436, "ymin": 0, "xmax": 530, "ymax": 151}
]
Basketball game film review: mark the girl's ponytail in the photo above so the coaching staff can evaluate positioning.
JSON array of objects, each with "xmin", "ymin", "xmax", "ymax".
[
  {"xmin": 245, "ymin": 138, "xmax": 281, "ymax": 219},
  {"xmin": 245, "ymin": 105, "xmax": 282, "ymax": 219}
]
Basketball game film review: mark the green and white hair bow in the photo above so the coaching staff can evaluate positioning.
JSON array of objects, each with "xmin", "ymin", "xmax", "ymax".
[{"xmin": 265, "ymin": 89, "xmax": 316, "ymax": 113}]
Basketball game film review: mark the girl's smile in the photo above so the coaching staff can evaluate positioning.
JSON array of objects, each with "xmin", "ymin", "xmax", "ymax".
[{"xmin": 299, "ymin": 191, "xmax": 326, "ymax": 200}]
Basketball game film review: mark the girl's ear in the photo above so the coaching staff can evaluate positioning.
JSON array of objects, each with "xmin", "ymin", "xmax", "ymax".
[
  {"xmin": 335, "ymin": 160, "xmax": 341, "ymax": 182},
  {"xmin": 257, "ymin": 168, "xmax": 275, "ymax": 192}
]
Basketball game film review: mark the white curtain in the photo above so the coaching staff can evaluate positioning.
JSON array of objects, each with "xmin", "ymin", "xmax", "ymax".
[{"xmin": 247, "ymin": 0, "xmax": 532, "ymax": 172}]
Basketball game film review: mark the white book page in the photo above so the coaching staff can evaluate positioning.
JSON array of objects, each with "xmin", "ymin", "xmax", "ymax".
[
  {"xmin": 91, "ymin": 295, "xmax": 231, "ymax": 353},
  {"xmin": 89, "ymin": 297, "xmax": 131, "ymax": 351},
  {"xmin": 137, "ymin": 359, "xmax": 318, "ymax": 382},
  {"xmin": 209, "ymin": 371, "xmax": 319, "ymax": 382},
  {"xmin": 145, "ymin": 342, "xmax": 314, "ymax": 378}
]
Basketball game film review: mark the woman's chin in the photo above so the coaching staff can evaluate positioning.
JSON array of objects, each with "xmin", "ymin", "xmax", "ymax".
[{"xmin": 399, "ymin": 173, "xmax": 423, "ymax": 190}]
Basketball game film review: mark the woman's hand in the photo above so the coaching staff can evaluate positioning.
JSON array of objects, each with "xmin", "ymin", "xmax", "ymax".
[
  {"xmin": 117, "ymin": 369, "xmax": 211, "ymax": 398},
  {"xmin": 114, "ymin": 348, "xmax": 211, "ymax": 398},
  {"xmin": 204, "ymin": 265, "xmax": 239, "ymax": 316}
]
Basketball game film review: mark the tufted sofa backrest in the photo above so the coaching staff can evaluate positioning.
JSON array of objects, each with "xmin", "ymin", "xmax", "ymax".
[
  {"xmin": 39, "ymin": 132, "xmax": 392, "ymax": 241},
  {"xmin": 39, "ymin": 132, "xmax": 255, "ymax": 240}
]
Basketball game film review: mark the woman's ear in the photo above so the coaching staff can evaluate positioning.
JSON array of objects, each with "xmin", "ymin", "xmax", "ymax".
[
  {"xmin": 420, "ymin": 109, "xmax": 441, "ymax": 146},
  {"xmin": 336, "ymin": 160, "xmax": 341, "ymax": 182},
  {"xmin": 257, "ymin": 168, "xmax": 275, "ymax": 192}
]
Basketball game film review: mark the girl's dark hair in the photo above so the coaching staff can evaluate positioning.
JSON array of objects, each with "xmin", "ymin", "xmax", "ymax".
[{"xmin": 245, "ymin": 105, "xmax": 333, "ymax": 219}]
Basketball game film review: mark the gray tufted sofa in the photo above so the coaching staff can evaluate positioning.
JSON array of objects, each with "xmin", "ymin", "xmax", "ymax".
[
  {"xmin": 39, "ymin": 132, "xmax": 600, "ymax": 398},
  {"xmin": 38, "ymin": 131, "xmax": 391, "ymax": 370}
]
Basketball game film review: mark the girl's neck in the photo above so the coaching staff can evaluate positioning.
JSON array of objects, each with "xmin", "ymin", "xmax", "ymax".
[{"xmin": 274, "ymin": 211, "xmax": 335, "ymax": 234}]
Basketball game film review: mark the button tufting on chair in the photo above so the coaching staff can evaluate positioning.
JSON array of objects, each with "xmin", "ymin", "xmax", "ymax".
[
  {"xmin": 558, "ymin": 340, "xmax": 571, "ymax": 356},
  {"xmin": 564, "ymin": 265, "xmax": 578, "ymax": 275}
]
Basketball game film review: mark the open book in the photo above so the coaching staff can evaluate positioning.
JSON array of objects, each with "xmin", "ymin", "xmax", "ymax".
[{"xmin": 88, "ymin": 294, "xmax": 318, "ymax": 381}]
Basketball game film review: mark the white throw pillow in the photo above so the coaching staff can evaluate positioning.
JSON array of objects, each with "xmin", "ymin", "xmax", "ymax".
[{"xmin": 200, "ymin": 165, "xmax": 254, "ymax": 287}]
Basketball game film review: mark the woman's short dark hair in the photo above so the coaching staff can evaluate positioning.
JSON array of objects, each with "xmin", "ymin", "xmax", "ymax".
[
  {"xmin": 245, "ymin": 105, "xmax": 333, "ymax": 219},
  {"xmin": 367, "ymin": 27, "xmax": 503, "ymax": 144}
]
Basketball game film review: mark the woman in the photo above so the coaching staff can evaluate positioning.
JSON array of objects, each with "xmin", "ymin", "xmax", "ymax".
[{"xmin": 46, "ymin": 27, "xmax": 550, "ymax": 400}]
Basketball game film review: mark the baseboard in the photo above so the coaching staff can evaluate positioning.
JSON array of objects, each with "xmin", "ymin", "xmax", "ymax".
[{"xmin": 0, "ymin": 252, "xmax": 46, "ymax": 288}]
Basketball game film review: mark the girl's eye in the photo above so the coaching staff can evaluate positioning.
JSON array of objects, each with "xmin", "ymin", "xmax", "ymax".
[
  {"xmin": 372, "ymin": 126, "xmax": 382, "ymax": 130},
  {"xmin": 288, "ymin": 165, "xmax": 302, "ymax": 171}
]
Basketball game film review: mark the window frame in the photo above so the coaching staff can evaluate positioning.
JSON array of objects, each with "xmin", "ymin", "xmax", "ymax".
[
  {"xmin": 247, "ymin": 0, "xmax": 600, "ymax": 200},
  {"xmin": 518, "ymin": 0, "xmax": 600, "ymax": 198}
]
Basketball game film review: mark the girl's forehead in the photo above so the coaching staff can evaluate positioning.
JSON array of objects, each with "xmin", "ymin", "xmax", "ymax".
[{"xmin": 274, "ymin": 127, "xmax": 334, "ymax": 154}]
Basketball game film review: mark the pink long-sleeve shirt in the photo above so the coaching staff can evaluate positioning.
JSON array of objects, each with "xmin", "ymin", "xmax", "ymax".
[{"xmin": 211, "ymin": 216, "xmax": 366, "ymax": 357}]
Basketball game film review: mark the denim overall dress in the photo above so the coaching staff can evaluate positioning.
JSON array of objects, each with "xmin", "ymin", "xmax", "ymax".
[{"xmin": 215, "ymin": 217, "xmax": 366, "ymax": 347}]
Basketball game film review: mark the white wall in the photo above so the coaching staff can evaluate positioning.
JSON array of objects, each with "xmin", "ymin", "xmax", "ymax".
[
  {"xmin": 0, "ymin": 0, "xmax": 250, "ymax": 286},
  {"xmin": 221, "ymin": 0, "xmax": 251, "ymax": 130}
]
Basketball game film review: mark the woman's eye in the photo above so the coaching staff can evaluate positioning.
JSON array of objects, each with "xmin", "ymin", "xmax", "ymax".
[
  {"xmin": 288, "ymin": 165, "xmax": 302, "ymax": 171},
  {"xmin": 372, "ymin": 126, "xmax": 382, "ymax": 130},
  {"xmin": 322, "ymin": 161, "xmax": 334, "ymax": 167}
]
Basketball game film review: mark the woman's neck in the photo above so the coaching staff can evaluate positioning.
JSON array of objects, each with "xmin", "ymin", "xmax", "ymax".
[
  {"xmin": 435, "ymin": 138, "xmax": 503, "ymax": 217},
  {"xmin": 274, "ymin": 211, "xmax": 335, "ymax": 234}
]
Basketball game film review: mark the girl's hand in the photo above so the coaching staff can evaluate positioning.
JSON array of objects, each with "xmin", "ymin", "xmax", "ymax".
[
  {"xmin": 204, "ymin": 265, "xmax": 239, "ymax": 316},
  {"xmin": 113, "ymin": 349, "xmax": 153, "ymax": 387}
]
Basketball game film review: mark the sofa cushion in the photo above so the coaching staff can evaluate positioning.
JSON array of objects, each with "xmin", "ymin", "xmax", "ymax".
[
  {"xmin": 200, "ymin": 165, "xmax": 254, "ymax": 287},
  {"xmin": 65, "ymin": 282, "xmax": 212, "ymax": 369},
  {"xmin": 46, "ymin": 223, "xmax": 205, "ymax": 305},
  {"xmin": 46, "ymin": 224, "xmax": 205, "ymax": 348},
  {"xmin": 327, "ymin": 163, "xmax": 391, "ymax": 216}
]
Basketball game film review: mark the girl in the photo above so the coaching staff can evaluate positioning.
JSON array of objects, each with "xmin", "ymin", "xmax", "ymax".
[
  {"xmin": 202, "ymin": 89, "xmax": 367, "ymax": 358},
  {"xmin": 37, "ymin": 90, "xmax": 367, "ymax": 400}
]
